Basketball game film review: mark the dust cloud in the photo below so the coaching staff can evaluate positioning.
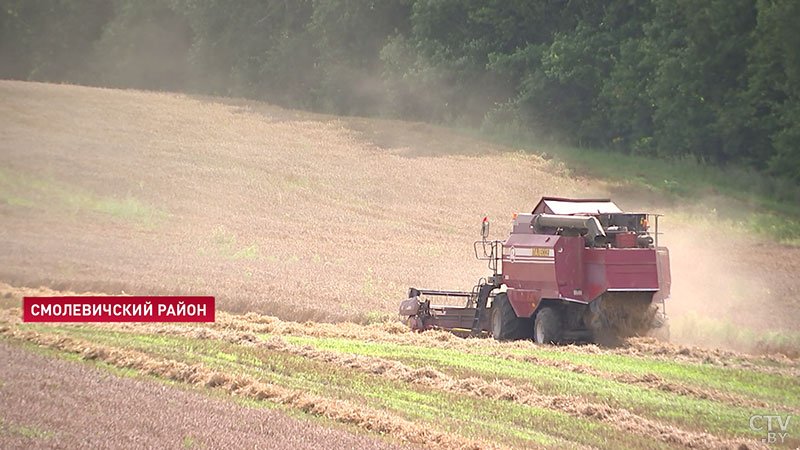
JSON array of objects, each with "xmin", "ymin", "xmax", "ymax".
[{"xmin": 623, "ymin": 198, "xmax": 799, "ymax": 356}]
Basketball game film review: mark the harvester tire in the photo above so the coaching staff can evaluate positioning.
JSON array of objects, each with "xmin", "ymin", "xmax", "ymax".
[
  {"xmin": 534, "ymin": 306, "xmax": 562, "ymax": 344},
  {"xmin": 491, "ymin": 294, "xmax": 531, "ymax": 341}
]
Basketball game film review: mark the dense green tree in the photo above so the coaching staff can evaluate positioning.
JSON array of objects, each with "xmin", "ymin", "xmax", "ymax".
[
  {"xmin": 91, "ymin": 0, "xmax": 192, "ymax": 91},
  {"xmin": 0, "ymin": 0, "xmax": 113, "ymax": 82},
  {"xmin": 308, "ymin": 0, "xmax": 411, "ymax": 115},
  {"xmin": 176, "ymin": 0, "xmax": 315, "ymax": 102},
  {"xmin": 746, "ymin": 0, "xmax": 800, "ymax": 183}
]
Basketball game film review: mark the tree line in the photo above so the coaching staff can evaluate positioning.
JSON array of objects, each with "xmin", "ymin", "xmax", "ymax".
[{"xmin": 2, "ymin": 0, "xmax": 798, "ymax": 189}]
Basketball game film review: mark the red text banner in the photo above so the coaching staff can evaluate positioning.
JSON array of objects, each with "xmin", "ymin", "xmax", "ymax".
[{"xmin": 23, "ymin": 296, "xmax": 215, "ymax": 322}]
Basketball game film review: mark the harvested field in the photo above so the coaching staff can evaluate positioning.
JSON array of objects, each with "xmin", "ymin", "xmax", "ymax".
[
  {"xmin": 0, "ymin": 340, "xmax": 403, "ymax": 450},
  {"xmin": 2, "ymin": 285, "xmax": 799, "ymax": 449},
  {"xmin": 2, "ymin": 81, "xmax": 800, "ymax": 448}
]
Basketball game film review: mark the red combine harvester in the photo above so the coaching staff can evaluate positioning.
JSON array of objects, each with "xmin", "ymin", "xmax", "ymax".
[{"xmin": 400, "ymin": 197, "xmax": 671, "ymax": 344}]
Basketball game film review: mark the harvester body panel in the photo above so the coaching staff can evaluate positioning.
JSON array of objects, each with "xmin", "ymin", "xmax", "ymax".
[
  {"xmin": 584, "ymin": 248, "xmax": 661, "ymax": 299},
  {"xmin": 501, "ymin": 233, "xmax": 560, "ymax": 317},
  {"xmin": 653, "ymin": 248, "xmax": 671, "ymax": 303},
  {"xmin": 503, "ymin": 236, "xmax": 670, "ymax": 317}
]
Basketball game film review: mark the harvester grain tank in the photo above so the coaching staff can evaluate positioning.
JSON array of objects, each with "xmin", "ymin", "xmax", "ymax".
[{"xmin": 399, "ymin": 197, "xmax": 671, "ymax": 344}]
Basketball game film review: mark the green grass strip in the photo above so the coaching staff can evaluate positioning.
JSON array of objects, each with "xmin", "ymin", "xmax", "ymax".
[
  {"xmin": 283, "ymin": 334, "xmax": 797, "ymax": 440},
  {"xmin": 499, "ymin": 346, "xmax": 800, "ymax": 407}
]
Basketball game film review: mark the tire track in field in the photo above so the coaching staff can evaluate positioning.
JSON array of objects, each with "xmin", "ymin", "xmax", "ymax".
[
  {"xmin": 83, "ymin": 321, "xmax": 763, "ymax": 450},
  {"xmin": 0, "ymin": 326, "xmax": 504, "ymax": 450}
]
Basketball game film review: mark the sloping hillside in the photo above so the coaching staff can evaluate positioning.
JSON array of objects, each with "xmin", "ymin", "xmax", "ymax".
[
  {"xmin": 0, "ymin": 80, "xmax": 603, "ymax": 318},
  {"xmin": 0, "ymin": 80, "xmax": 797, "ymax": 347}
]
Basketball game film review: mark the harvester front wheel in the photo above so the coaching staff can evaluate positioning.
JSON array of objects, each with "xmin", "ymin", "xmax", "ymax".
[
  {"xmin": 534, "ymin": 306, "xmax": 563, "ymax": 344},
  {"xmin": 491, "ymin": 294, "xmax": 531, "ymax": 341}
]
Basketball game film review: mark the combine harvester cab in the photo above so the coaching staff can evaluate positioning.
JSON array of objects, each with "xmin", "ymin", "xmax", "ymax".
[{"xmin": 400, "ymin": 197, "xmax": 671, "ymax": 344}]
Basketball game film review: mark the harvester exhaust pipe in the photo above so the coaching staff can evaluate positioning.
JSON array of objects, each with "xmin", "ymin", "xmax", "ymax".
[{"xmin": 534, "ymin": 214, "xmax": 607, "ymax": 245}]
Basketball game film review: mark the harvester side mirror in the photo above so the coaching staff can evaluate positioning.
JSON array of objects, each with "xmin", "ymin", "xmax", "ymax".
[{"xmin": 481, "ymin": 217, "xmax": 489, "ymax": 239}]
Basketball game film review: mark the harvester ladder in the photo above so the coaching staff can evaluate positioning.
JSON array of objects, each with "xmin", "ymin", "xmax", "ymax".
[{"xmin": 470, "ymin": 284, "xmax": 494, "ymax": 335}]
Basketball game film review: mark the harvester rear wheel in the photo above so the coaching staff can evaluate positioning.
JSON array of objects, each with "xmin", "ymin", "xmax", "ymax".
[
  {"xmin": 491, "ymin": 294, "xmax": 531, "ymax": 341},
  {"xmin": 534, "ymin": 306, "xmax": 563, "ymax": 344}
]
